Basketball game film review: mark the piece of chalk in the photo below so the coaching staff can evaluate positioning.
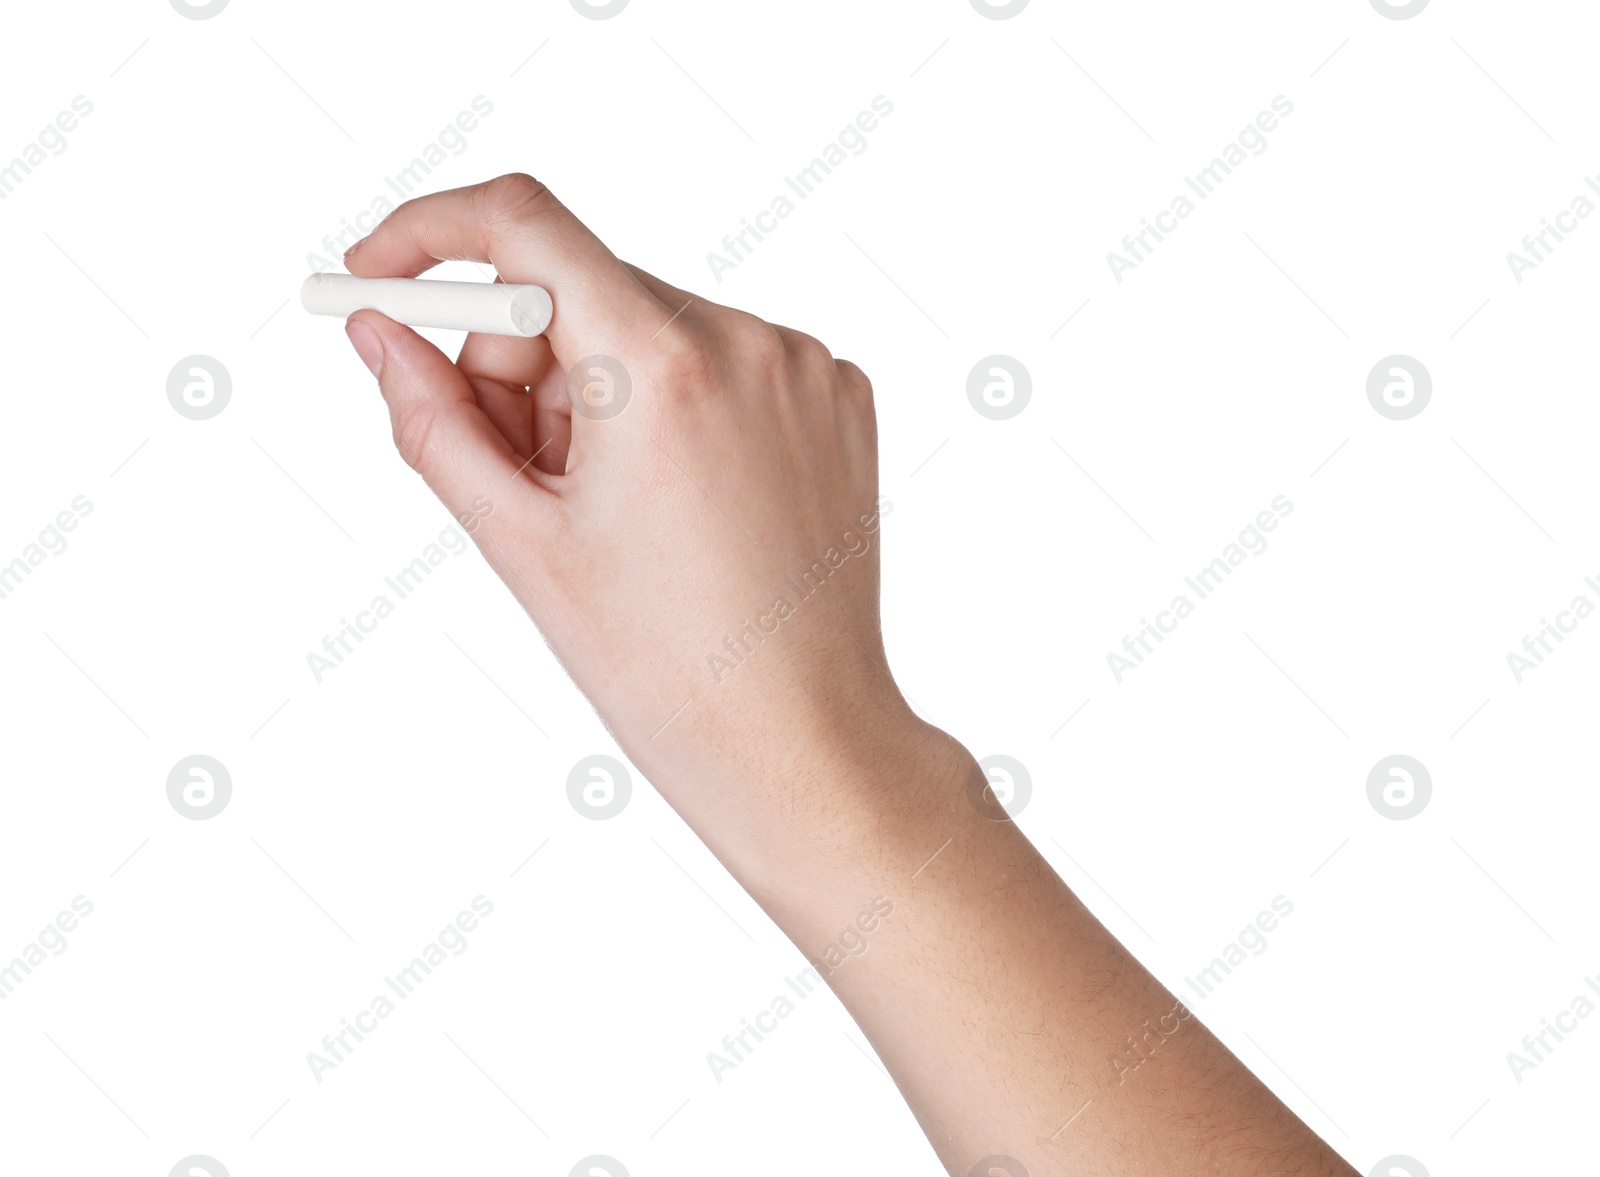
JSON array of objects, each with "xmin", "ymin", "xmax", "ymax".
[{"xmin": 301, "ymin": 273, "xmax": 553, "ymax": 338}]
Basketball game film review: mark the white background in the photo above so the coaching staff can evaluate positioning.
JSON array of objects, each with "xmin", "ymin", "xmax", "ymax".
[{"xmin": 1, "ymin": 1, "xmax": 1595, "ymax": 1174}]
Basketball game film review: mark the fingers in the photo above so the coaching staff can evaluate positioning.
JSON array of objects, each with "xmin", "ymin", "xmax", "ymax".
[
  {"xmin": 834, "ymin": 358, "xmax": 874, "ymax": 399},
  {"xmin": 457, "ymin": 330, "xmax": 544, "ymax": 459},
  {"xmin": 458, "ymin": 328, "xmax": 553, "ymax": 392},
  {"xmin": 526, "ymin": 362, "xmax": 573, "ymax": 476},
  {"xmin": 458, "ymin": 277, "xmax": 559, "ymax": 390},
  {"xmin": 456, "ymin": 324, "xmax": 573, "ymax": 475},
  {"xmin": 468, "ymin": 376, "xmax": 534, "ymax": 458},
  {"xmin": 347, "ymin": 174, "xmax": 664, "ymax": 368},
  {"xmin": 345, "ymin": 309, "xmax": 558, "ymax": 541},
  {"xmin": 455, "ymin": 279, "xmax": 564, "ymax": 469}
]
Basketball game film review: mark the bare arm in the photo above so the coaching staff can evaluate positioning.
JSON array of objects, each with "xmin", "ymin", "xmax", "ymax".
[
  {"xmin": 337, "ymin": 172, "xmax": 1356, "ymax": 1176},
  {"xmin": 726, "ymin": 727, "xmax": 1353, "ymax": 1174}
]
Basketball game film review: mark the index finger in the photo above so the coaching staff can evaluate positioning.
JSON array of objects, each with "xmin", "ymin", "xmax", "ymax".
[{"xmin": 346, "ymin": 173, "xmax": 664, "ymax": 367}]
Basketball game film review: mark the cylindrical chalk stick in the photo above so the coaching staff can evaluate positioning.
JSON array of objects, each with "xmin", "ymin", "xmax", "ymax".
[{"xmin": 301, "ymin": 273, "xmax": 553, "ymax": 338}]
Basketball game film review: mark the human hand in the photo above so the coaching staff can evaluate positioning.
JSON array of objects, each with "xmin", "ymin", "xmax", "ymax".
[
  {"xmin": 337, "ymin": 174, "xmax": 1358, "ymax": 1177},
  {"xmin": 342, "ymin": 174, "xmax": 916, "ymax": 831}
]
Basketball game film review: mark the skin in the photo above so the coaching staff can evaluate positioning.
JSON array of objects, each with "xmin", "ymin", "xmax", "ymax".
[{"xmin": 338, "ymin": 173, "xmax": 1358, "ymax": 1176}]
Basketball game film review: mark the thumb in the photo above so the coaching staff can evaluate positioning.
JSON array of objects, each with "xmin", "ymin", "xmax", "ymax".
[{"xmin": 345, "ymin": 309, "xmax": 553, "ymax": 547}]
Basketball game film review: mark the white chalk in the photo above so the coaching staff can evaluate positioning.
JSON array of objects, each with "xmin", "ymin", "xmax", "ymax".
[{"xmin": 301, "ymin": 273, "xmax": 553, "ymax": 338}]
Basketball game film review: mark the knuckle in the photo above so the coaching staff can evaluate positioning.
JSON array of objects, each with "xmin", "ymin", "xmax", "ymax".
[
  {"xmin": 724, "ymin": 314, "xmax": 787, "ymax": 370},
  {"xmin": 481, "ymin": 172, "xmax": 557, "ymax": 226},
  {"xmin": 836, "ymin": 359, "xmax": 874, "ymax": 400},
  {"xmin": 391, "ymin": 401, "xmax": 441, "ymax": 477},
  {"xmin": 783, "ymin": 328, "xmax": 834, "ymax": 370},
  {"xmin": 646, "ymin": 328, "xmax": 720, "ymax": 402}
]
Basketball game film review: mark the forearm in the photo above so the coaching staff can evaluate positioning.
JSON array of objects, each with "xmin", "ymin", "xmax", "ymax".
[{"xmin": 671, "ymin": 715, "xmax": 1356, "ymax": 1176}]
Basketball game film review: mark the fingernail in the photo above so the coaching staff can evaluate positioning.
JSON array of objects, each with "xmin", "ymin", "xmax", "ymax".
[
  {"xmin": 344, "ymin": 238, "xmax": 364, "ymax": 259},
  {"xmin": 345, "ymin": 320, "xmax": 384, "ymax": 377}
]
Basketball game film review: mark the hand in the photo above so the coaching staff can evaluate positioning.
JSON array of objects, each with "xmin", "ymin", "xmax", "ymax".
[
  {"xmin": 342, "ymin": 173, "xmax": 917, "ymax": 833},
  {"xmin": 339, "ymin": 173, "xmax": 1356, "ymax": 1177}
]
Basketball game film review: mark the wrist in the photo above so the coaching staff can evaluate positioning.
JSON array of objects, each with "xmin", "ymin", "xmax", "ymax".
[{"xmin": 695, "ymin": 710, "xmax": 980, "ymax": 913}]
